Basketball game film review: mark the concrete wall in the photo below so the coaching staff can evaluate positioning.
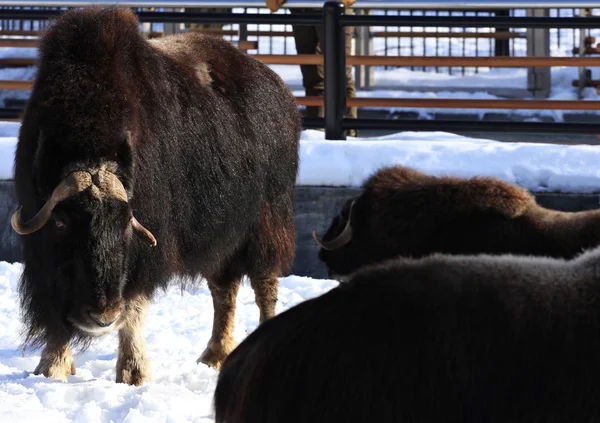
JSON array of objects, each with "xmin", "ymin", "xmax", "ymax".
[{"xmin": 2, "ymin": 180, "xmax": 599, "ymax": 279}]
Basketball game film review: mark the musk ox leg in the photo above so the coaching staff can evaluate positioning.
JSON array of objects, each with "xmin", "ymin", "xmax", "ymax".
[
  {"xmin": 116, "ymin": 297, "xmax": 149, "ymax": 386},
  {"xmin": 250, "ymin": 275, "xmax": 278, "ymax": 323},
  {"xmin": 198, "ymin": 276, "xmax": 241, "ymax": 370},
  {"xmin": 33, "ymin": 340, "xmax": 76, "ymax": 382}
]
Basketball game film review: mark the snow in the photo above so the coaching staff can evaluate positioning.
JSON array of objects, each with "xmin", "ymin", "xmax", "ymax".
[
  {"xmin": 298, "ymin": 130, "xmax": 600, "ymax": 193},
  {"xmin": 0, "ymin": 261, "xmax": 339, "ymax": 422},
  {"xmin": 2, "ymin": 124, "xmax": 600, "ymax": 193}
]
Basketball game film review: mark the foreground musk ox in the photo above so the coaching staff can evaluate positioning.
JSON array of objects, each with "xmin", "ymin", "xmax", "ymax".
[
  {"xmin": 12, "ymin": 7, "xmax": 300, "ymax": 385},
  {"xmin": 214, "ymin": 248, "xmax": 600, "ymax": 422},
  {"xmin": 314, "ymin": 165, "xmax": 600, "ymax": 279}
]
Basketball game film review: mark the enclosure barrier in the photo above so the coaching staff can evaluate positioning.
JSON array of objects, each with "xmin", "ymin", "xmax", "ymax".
[{"xmin": 2, "ymin": 1, "xmax": 600, "ymax": 139}]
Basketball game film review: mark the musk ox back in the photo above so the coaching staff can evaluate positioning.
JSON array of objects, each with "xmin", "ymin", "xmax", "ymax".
[
  {"xmin": 12, "ymin": 7, "xmax": 300, "ymax": 385},
  {"xmin": 314, "ymin": 165, "xmax": 600, "ymax": 279},
  {"xmin": 214, "ymin": 248, "xmax": 600, "ymax": 422}
]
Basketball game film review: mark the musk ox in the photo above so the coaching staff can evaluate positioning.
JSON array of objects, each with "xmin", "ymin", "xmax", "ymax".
[
  {"xmin": 12, "ymin": 7, "xmax": 300, "ymax": 385},
  {"xmin": 314, "ymin": 165, "xmax": 600, "ymax": 280},
  {"xmin": 214, "ymin": 247, "xmax": 600, "ymax": 422}
]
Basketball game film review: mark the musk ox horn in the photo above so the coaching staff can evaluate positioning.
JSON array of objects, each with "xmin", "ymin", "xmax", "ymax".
[
  {"xmin": 11, "ymin": 171, "xmax": 93, "ymax": 235},
  {"xmin": 312, "ymin": 201, "xmax": 355, "ymax": 251},
  {"xmin": 131, "ymin": 216, "xmax": 157, "ymax": 247},
  {"xmin": 93, "ymin": 169, "xmax": 157, "ymax": 248},
  {"xmin": 12, "ymin": 168, "xmax": 157, "ymax": 247}
]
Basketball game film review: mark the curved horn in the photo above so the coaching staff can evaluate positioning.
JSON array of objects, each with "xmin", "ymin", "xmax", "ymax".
[
  {"xmin": 96, "ymin": 170, "xmax": 157, "ymax": 248},
  {"xmin": 131, "ymin": 216, "xmax": 157, "ymax": 247},
  {"xmin": 312, "ymin": 201, "xmax": 355, "ymax": 251},
  {"xmin": 11, "ymin": 171, "xmax": 93, "ymax": 235}
]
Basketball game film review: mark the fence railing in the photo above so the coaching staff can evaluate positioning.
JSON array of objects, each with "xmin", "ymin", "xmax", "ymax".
[
  {"xmin": 2, "ymin": 2, "xmax": 600, "ymax": 139},
  {"xmin": 1, "ymin": 3, "xmax": 600, "ymax": 93}
]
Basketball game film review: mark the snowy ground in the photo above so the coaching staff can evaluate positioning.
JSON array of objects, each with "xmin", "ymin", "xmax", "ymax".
[{"xmin": 0, "ymin": 261, "xmax": 339, "ymax": 422}]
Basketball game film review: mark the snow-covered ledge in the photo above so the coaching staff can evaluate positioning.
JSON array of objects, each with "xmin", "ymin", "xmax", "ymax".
[{"xmin": 3, "ymin": 127, "xmax": 600, "ymax": 193}]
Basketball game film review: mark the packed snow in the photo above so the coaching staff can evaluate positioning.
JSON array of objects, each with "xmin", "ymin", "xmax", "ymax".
[{"xmin": 0, "ymin": 261, "xmax": 339, "ymax": 422}]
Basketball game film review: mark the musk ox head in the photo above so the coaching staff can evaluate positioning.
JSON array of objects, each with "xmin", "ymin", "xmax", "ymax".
[
  {"xmin": 13, "ymin": 132, "xmax": 156, "ymax": 338},
  {"xmin": 312, "ymin": 197, "xmax": 364, "ymax": 281}
]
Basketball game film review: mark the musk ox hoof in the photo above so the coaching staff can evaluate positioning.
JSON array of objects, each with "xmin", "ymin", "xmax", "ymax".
[
  {"xmin": 116, "ymin": 358, "xmax": 150, "ymax": 386},
  {"xmin": 33, "ymin": 351, "xmax": 76, "ymax": 383},
  {"xmin": 197, "ymin": 338, "xmax": 238, "ymax": 370}
]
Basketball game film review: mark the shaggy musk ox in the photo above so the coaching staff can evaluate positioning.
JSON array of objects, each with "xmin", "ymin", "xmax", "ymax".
[
  {"xmin": 214, "ymin": 249, "xmax": 600, "ymax": 422},
  {"xmin": 12, "ymin": 7, "xmax": 300, "ymax": 385},
  {"xmin": 314, "ymin": 165, "xmax": 600, "ymax": 279}
]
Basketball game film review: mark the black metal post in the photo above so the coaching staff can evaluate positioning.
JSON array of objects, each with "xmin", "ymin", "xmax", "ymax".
[
  {"xmin": 323, "ymin": 1, "xmax": 346, "ymax": 140},
  {"xmin": 494, "ymin": 9, "xmax": 510, "ymax": 57}
]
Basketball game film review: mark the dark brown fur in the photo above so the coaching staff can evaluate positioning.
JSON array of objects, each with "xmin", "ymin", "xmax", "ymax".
[
  {"xmin": 317, "ymin": 165, "xmax": 600, "ymax": 278},
  {"xmin": 215, "ymin": 247, "xmax": 600, "ymax": 422},
  {"xmin": 14, "ymin": 7, "xmax": 300, "ymax": 383}
]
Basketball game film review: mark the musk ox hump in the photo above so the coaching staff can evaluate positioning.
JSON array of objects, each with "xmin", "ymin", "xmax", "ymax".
[
  {"xmin": 366, "ymin": 165, "xmax": 535, "ymax": 219},
  {"xmin": 38, "ymin": 6, "xmax": 140, "ymax": 66},
  {"xmin": 148, "ymin": 35, "xmax": 213, "ymax": 86}
]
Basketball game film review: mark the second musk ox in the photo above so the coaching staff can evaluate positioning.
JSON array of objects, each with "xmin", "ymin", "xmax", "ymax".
[
  {"xmin": 314, "ymin": 165, "xmax": 600, "ymax": 280},
  {"xmin": 214, "ymin": 247, "xmax": 600, "ymax": 422},
  {"xmin": 11, "ymin": 7, "xmax": 300, "ymax": 385}
]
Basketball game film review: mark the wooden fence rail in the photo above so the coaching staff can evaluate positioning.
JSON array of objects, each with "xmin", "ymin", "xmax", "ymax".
[
  {"xmin": 297, "ymin": 97, "xmax": 600, "ymax": 110},
  {"xmin": 11, "ymin": 54, "xmax": 600, "ymax": 69},
  {"xmin": 254, "ymin": 54, "xmax": 600, "ymax": 67}
]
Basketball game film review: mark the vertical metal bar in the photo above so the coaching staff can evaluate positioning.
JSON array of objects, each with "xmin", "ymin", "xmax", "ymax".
[
  {"xmin": 495, "ymin": 9, "xmax": 510, "ymax": 57},
  {"xmin": 323, "ymin": 1, "xmax": 345, "ymax": 140},
  {"xmin": 435, "ymin": 9, "xmax": 439, "ymax": 73},
  {"xmin": 461, "ymin": 10, "xmax": 465, "ymax": 76},
  {"xmin": 448, "ymin": 10, "xmax": 454, "ymax": 75},
  {"xmin": 577, "ymin": 8, "xmax": 590, "ymax": 98},
  {"xmin": 362, "ymin": 8, "xmax": 373, "ymax": 90},
  {"xmin": 409, "ymin": 9, "xmax": 414, "ymax": 71},
  {"xmin": 354, "ymin": 8, "xmax": 364, "ymax": 89},
  {"xmin": 526, "ymin": 8, "xmax": 551, "ymax": 98},
  {"xmin": 239, "ymin": 21, "xmax": 248, "ymax": 52},
  {"xmin": 422, "ymin": 9, "xmax": 426, "ymax": 73}
]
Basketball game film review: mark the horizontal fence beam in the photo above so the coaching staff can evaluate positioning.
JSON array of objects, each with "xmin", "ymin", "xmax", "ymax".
[
  {"xmin": 0, "ymin": 0, "xmax": 598, "ymax": 10},
  {"xmin": 255, "ymin": 54, "xmax": 600, "ymax": 67},
  {"xmin": 341, "ymin": 15, "xmax": 600, "ymax": 29},
  {"xmin": 341, "ymin": 118, "xmax": 600, "ymax": 134},
  {"xmin": 9, "ymin": 55, "xmax": 600, "ymax": 71},
  {"xmin": 0, "ymin": 113, "xmax": 597, "ymax": 134},
  {"xmin": 0, "ymin": 29, "xmax": 527, "ymax": 41},
  {"xmin": 0, "ymin": 80, "xmax": 34, "ymax": 89},
  {"xmin": 1, "ymin": 8, "xmax": 600, "ymax": 29},
  {"xmin": 296, "ymin": 97, "xmax": 600, "ymax": 110},
  {"xmin": 372, "ymin": 31, "xmax": 525, "ymax": 39},
  {"xmin": 0, "ymin": 9, "xmax": 322, "ymax": 25},
  {"xmin": 0, "ymin": 39, "xmax": 40, "ymax": 48}
]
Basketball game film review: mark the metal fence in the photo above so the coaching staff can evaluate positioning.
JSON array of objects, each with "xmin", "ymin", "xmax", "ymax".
[
  {"xmin": 1, "ymin": 1, "xmax": 600, "ymax": 139},
  {"xmin": 0, "ymin": 3, "xmax": 598, "ymax": 82}
]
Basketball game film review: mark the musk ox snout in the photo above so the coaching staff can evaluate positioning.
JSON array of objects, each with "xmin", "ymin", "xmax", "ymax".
[
  {"xmin": 70, "ymin": 299, "xmax": 125, "ymax": 335},
  {"xmin": 87, "ymin": 302, "xmax": 123, "ymax": 327}
]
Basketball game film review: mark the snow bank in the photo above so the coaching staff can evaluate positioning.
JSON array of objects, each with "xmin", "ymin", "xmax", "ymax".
[
  {"xmin": 0, "ymin": 261, "xmax": 338, "ymax": 422},
  {"xmin": 3, "ymin": 127, "xmax": 600, "ymax": 193},
  {"xmin": 298, "ymin": 130, "xmax": 600, "ymax": 193}
]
